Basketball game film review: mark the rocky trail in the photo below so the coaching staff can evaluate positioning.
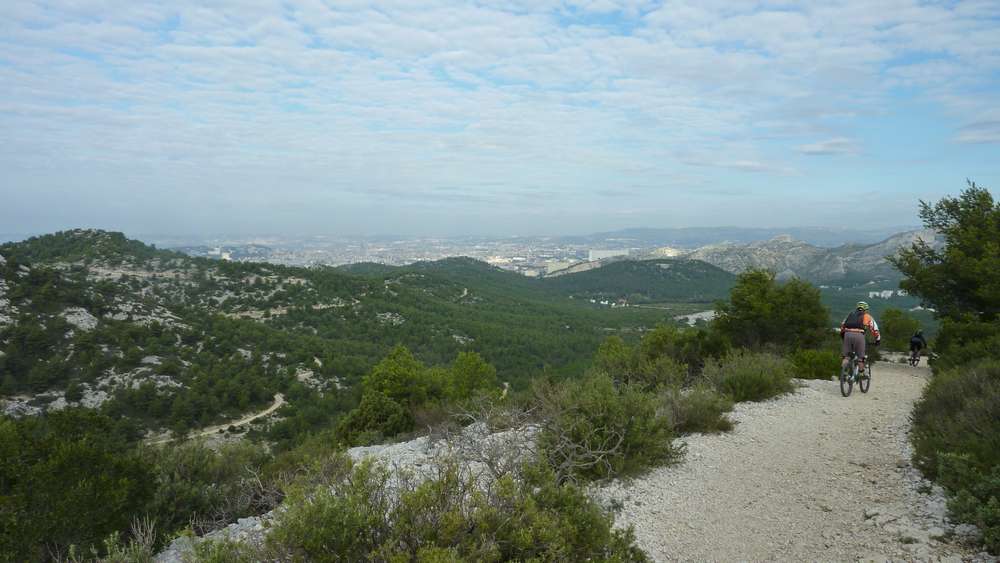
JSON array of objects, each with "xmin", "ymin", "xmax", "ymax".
[{"xmin": 596, "ymin": 361, "xmax": 995, "ymax": 562}]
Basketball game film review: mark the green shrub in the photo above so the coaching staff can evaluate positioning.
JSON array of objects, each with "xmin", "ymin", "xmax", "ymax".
[
  {"xmin": 593, "ymin": 334, "xmax": 690, "ymax": 389},
  {"xmin": 191, "ymin": 537, "xmax": 259, "ymax": 563},
  {"xmin": 937, "ymin": 453, "xmax": 1000, "ymax": 554},
  {"xmin": 336, "ymin": 348, "xmax": 502, "ymax": 446},
  {"xmin": 535, "ymin": 373, "xmax": 680, "ymax": 481},
  {"xmin": 637, "ymin": 325, "xmax": 730, "ymax": 377},
  {"xmin": 930, "ymin": 318, "xmax": 1000, "ymax": 372},
  {"xmin": 145, "ymin": 441, "xmax": 274, "ymax": 538},
  {"xmin": 911, "ymin": 360, "xmax": 1000, "ymax": 480},
  {"xmin": 702, "ymin": 349, "xmax": 795, "ymax": 403},
  {"xmin": 268, "ymin": 458, "xmax": 393, "ymax": 558},
  {"xmin": 335, "ymin": 390, "xmax": 414, "ymax": 446},
  {"xmin": 659, "ymin": 385, "xmax": 733, "ymax": 434},
  {"xmin": 790, "ymin": 348, "xmax": 841, "ymax": 380},
  {"xmin": 265, "ymin": 458, "xmax": 649, "ymax": 561},
  {"xmin": 0, "ymin": 410, "xmax": 152, "ymax": 561}
]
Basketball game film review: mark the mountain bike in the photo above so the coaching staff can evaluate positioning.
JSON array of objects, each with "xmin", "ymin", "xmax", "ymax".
[
  {"xmin": 908, "ymin": 349, "xmax": 921, "ymax": 366},
  {"xmin": 840, "ymin": 352, "xmax": 871, "ymax": 397}
]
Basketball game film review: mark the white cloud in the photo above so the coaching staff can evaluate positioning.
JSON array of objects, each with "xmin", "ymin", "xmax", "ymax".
[
  {"xmin": 796, "ymin": 138, "xmax": 861, "ymax": 156},
  {"xmin": 0, "ymin": 0, "xmax": 997, "ymax": 234}
]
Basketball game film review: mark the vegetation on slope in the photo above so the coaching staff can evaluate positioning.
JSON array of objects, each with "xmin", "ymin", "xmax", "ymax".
[
  {"xmin": 893, "ymin": 182, "xmax": 1000, "ymax": 553},
  {"xmin": 893, "ymin": 183, "xmax": 1000, "ymax": 553},
  {"xmin": 541, "ymin": 258, "xmax": 736, "ymax": 304}
]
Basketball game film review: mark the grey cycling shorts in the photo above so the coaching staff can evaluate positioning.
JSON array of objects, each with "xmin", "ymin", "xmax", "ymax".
[{"xmin": 842, "ymin": 331, "xmax": 866, "ymax": 358}]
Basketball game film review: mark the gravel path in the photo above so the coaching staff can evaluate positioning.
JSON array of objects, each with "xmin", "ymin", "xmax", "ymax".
[{"xmin": 596, "ymin": 361, "xmax": 996, "ymax": 562}]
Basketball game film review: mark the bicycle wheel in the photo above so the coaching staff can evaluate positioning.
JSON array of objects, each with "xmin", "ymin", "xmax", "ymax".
[
  {"xmin": 860, "ymin": 363, "xmax": 871, "ymax": 393},
  {"xmin": 840, "ymin": 363, "xmax": 853, "ymax": 397}
]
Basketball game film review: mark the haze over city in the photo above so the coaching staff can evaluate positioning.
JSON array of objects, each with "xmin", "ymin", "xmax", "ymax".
[{"xmin": 2, "ymin": 0, "xmax": 998, "ymax": 236}]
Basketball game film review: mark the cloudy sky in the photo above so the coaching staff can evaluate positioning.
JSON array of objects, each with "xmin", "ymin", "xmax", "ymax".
[{"xmin": 1, "ymin": 1, "xmax": 998, "ymax": 237}]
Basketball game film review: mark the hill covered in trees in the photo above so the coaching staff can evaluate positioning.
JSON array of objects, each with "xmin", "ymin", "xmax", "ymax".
[
  {"xmin": 0, "ymin": 229, "xmax": 688, "ymax": 443},
  {"xmin": 541, "ymin": 258, "xmax": 735, "ymax": 304}
]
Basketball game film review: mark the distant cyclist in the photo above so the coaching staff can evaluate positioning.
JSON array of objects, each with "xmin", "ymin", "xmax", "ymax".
[
  {"xmin": 909, "ymin": 330, "xmax": 928, "ymax": 362},
  {"xmin": 840, "ymin": 301, "xmax": 880, "ymax": 375}
]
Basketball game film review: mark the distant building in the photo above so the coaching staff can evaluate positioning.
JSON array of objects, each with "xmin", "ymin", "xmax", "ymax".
[
  {"xmin": 868, "ymin": 290, "xmax": 895, "ymax": 299},
  {"xmin": 589, "ymin": 249, "xmax": 629, "ymax": 261}
]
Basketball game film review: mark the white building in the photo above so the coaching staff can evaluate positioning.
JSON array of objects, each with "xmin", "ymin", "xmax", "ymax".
[{"xmin": 868, "ymin": 290, "xmax": 895, "ymax": 299}]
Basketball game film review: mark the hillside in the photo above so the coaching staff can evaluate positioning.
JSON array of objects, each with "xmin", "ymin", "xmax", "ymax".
[
  {"xmin": 541, "ymin": 258, "xmax": 735, "ymax": 304},
  {"xmin": 0, "ymin": 230, "xmax": 673, "ymax": 443}
]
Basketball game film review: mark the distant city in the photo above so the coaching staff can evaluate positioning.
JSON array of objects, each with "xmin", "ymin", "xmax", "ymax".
[
  {"xmin": 136, "ymin": 225, "xmax": 915, "ymax": 278},
  {"xmin": 164, "ymin": 236, "xmax": 645, "ymax": 277}
]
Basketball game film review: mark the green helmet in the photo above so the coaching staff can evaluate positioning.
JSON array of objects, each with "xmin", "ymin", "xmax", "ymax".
[{"xmin": 856, "ymin": 301, "xmax": 870, "ymax": 311}]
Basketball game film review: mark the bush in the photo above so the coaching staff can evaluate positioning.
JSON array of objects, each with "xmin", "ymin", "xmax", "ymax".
[
  {"xmin": 335, "ymin": 390, "xmax": 414, "ymax": 446},
  {"xmin": 911, "ymin": 360, "xmax": 1000, "ymax": 554},
  {"xmin": 262, "ymin": 457, "xmax": 650, "ymax": 561},
  {"xmin": 659, "ymin": 384, "xmax": 733, "ymax": 434},
  {"xmin": 929, "ymin": 318, "xmax": 1000, "ymax": 372},
  {"xmin": 911, "ymin": 360, "xmax": 1000, "ymax": 480},
  {"xmin": 938, "ymin": 453, "xmax": 1000, "ymax": 554},
  {"xmin": 636, "ymin": 325, "xmax": 730, "ymax": 378},
  {"xmin": 337, "ymin": 348, "xmax": 502, "ymax": 446},
  {"xmin": 145, "ymin": 441, "xmax": 275, "ymax": 538},
  {"xmin": 790, "ymin": 348, "xmax": 841, "ymax": 380},
  {"xmin": 267, "ymin": 458, "xmax": 393, "ymax": 558},
  {"xmin": 702, "ymin": 350, "xmax": 795, "ymax": 403},
  {"xmin": 534, "ymin": 373, "xmax": 680, "ymax": 481},
  {"xmin": 0, "ymin": 410, "xmax": 152, "ymax": 560},
  {"xmin": 593, "ymin": 334, "xmax": 693, "ymax": 390}
]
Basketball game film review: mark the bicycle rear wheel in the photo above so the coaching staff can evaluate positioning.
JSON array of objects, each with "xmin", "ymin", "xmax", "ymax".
[{"xmin": 840, "ymin": 363, "xmax": 853, "ymax": 397}]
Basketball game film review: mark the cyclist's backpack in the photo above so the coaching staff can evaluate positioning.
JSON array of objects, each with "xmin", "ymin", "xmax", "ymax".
[{"xmin": 844, "ymin": 309, "xmax": 865, "ymax": 329}]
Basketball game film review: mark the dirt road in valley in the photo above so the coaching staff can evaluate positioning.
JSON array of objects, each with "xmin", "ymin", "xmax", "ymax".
[
  {"xmin": 596, "ymin": 361, "xmax": 993, "ymax": 562},
  {"xmin": 146, "ymin": 393, "xmax": 285, "ymax": 446}
]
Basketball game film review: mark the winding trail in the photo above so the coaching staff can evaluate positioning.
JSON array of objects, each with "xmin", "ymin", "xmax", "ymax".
[
  {"xmin": 146, "ymin": 393, "xmax": 285, "ymax": 446},
  {"xmin": 597, "ymin": 361, "xmax": 990, "ymax": 562}
]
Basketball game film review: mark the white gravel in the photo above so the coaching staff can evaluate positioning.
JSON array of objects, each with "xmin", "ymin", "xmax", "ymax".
[{"xmin": 594, "ymin": 361, "xmax": 997, "ymax": 562}]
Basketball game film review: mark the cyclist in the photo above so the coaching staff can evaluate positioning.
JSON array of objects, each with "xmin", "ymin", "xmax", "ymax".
[
  {"xmin": 840, "ymin": 301, "xmax": 880, "ymax": 375},
  {"xmin": 909, "ymin": 330, "xmax": 928, "ymax": 363}
]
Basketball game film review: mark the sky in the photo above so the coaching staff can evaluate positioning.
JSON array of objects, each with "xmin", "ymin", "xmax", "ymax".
[{"xmin": 1, "ymin": 0, "xmax": 999, "ymax": 237}]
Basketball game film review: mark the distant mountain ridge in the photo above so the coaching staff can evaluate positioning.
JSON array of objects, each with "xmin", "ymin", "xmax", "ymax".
[
  {"xmin": 683, "ymin": 229, "xmax": 940, "ymax": 284},
  {"xmin": 561, "ymin": 226, "xmax": 921, "ymax": 248}
]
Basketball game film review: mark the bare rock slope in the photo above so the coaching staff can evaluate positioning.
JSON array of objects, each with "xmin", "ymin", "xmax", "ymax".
[{"xmin": 685, "ymin": 229, "xmax": 940, "ymax": 282}]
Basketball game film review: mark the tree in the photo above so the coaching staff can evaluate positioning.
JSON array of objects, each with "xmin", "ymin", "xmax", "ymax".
[
  {"xmin": 890, "ymin": 181, "xmax": 1000, "ymax": 322},
  {"xmin": 714, "ymin": 270, "xmax": 829, "ymax": 350},
  {"xmin": 879, "ymin": 308, "xmax": 921, "ymax": 351},
  {"xmin": 446, "ymin": 351, "xmax": 497, "ymax": 401},
  {"xmin": 362, "ymin": 345, "xmax": 434, "ymax": 407}
]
